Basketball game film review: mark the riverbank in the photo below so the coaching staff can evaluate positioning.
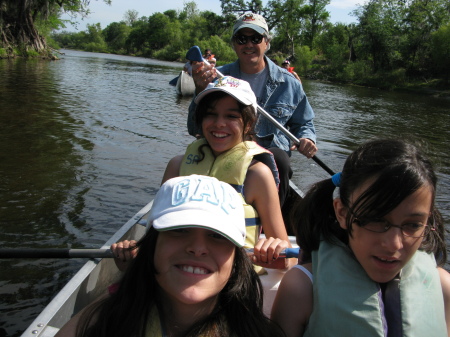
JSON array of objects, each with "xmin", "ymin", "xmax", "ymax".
[
  {"xmin": 399, "ymin": 80, "xmax": 450, "ymax": 99},
  {"xmin": 305, "ymin": 72, "xmax": 450, "ymax": 99}
]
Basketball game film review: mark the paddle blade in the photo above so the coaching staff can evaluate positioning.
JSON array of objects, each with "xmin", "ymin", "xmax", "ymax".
[{"xmin": 186, "ymin": 46, "xmax": 204, "ymax": 62}]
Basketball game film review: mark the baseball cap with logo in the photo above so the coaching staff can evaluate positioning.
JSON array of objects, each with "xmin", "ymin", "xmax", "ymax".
[
  {"xmin": 194, "ymin": 76, "xmax": 257, "ymax": 114},
  {"xmin": 233, "ymin": 12, "xmax": 269, "ymax": 36},
  {"xmin": 147, "ymin": 175, "xmax": 246, "ymax": 247}
]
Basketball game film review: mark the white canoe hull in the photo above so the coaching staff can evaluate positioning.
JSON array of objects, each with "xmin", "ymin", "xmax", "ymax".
[{"xmin": 176, "ymin": 71, "xmax": 195, "ymax": 96}]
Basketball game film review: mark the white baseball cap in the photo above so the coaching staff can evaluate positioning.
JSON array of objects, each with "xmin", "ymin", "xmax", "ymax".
[
  {"xmin": 194, "ymin": 76, "xmax": 257, "ymax": 114},
  {"xmin": 233, "ymin": 12, "xmax": 269, "ymax": 36},
  {"xmin": 147, "ymin": 175, "xmax": 246, "ymax": 247}
]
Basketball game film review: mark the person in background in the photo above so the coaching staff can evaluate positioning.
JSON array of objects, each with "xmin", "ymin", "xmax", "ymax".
[
  {"xmin": 188, "ymin": 12, "xmax": 317, "ymax": 207},
  {"xmin": 203, "ymin": 48, "xmax": 214, "ymax": 60},
  {"xmin": 55, "ymin": 175, "xmax": 286, "ymax": 337},
  {"xmin": 281, "ymin": 59, "xmax": 301, "ymax": 83},
  {"xmin": 271, "ymin": 138, "xmax": 450, "ymax": 337}
]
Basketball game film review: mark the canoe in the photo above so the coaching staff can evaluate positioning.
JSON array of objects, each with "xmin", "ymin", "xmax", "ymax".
[
  {"xmin": 22, "ymin": 181, "xmax": 302, "ymax": 336},
  {"xmin": 175, "ymin": 71, "xmax": 195, "ymax": 96}
]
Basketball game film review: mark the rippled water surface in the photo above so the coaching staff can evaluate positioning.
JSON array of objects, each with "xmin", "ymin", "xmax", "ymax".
[{"xmin": 1, "ymin": 50, "xmax": 449, "ymax": 336}]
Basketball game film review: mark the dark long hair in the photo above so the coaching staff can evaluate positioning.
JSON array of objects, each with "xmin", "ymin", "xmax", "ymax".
[
  {"xmin": 76, "ymin": 227, "xmax": 285, "ymax": 337},
  {"xmin": 292, "ymin": 138, "xmax": 447, "ymax": 266}
]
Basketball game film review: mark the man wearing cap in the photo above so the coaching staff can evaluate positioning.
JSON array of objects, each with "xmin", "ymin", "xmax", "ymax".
[{"xmin": 187, "ymin": 12, "xmax": 317, "ymax": 206}]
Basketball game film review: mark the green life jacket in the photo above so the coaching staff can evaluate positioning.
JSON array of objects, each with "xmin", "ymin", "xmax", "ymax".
[
  {"xmin": 304, "ymin": 239, "xmax": 446, "ymax": 337},
  {"xmin": 180, "ymin": 139, "xmax": 278, "ymax": 250}
]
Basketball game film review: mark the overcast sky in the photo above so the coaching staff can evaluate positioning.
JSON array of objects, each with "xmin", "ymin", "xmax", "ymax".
[{"xmin": 60, "ymin": 0, "xmax": 364, "ymax": 32}]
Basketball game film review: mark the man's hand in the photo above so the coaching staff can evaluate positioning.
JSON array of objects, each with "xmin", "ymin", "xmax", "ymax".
[
  {"xmin": 191, "ymin": 61, "xmax": 217, "ymax": 94},
  {"xmin": 290, "ymin": 138, "xmax": 317, "ymax": 158}
]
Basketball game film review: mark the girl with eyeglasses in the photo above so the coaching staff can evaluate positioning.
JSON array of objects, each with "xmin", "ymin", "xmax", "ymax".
[{"xmin": 271, "ymin": 138, "xmax": 450, "ymax": 337}]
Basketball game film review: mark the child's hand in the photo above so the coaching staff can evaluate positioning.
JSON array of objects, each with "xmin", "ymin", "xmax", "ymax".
[
  {"xmin": 251, "ymin": 237, "xmax": 293, "ymax": 270},
  {"xmin": 111, "ymin": 240, "xmax": 138, "ymax": 272}
]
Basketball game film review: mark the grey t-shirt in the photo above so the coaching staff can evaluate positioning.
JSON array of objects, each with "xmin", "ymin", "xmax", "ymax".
[{"xmin": 240, "ymin": 66, "xmax": 269, "ymax": 106}]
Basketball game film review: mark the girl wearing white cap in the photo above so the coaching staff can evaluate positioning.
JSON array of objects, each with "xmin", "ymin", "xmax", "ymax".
[
  {"xmin": 162, "ymin": 76, "xmax": 295, "ymax": 272},
  {"xmin": 55, "ymin": 175, "xmax": 286, "ymax": 337}
]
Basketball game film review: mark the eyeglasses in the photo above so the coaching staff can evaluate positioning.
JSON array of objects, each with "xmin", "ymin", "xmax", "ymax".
[
  {"xmin": 233, "ymin": 34, "xmax": 265, "ymax": 45},
  {"xmin": 352, "ymin": 216, "xmax": 433, "ymax": 238}
]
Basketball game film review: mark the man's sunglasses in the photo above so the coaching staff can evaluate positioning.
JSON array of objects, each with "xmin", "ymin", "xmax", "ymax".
[{"xmin": 233, "ymin": 34, "xmax": 265, "ymax": 45}]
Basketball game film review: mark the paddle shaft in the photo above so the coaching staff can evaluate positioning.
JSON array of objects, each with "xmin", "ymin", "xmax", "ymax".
[
  {"xmin": 0, "ymin": 247, "xmax": 299, "ymax": 259},
  {"xmin": 192, "ymin": 50, "xmax": 335, "ymax": 176},
  {"xmin": 0, "ymin": 248, "xmax": 114, "ymax": 259}
]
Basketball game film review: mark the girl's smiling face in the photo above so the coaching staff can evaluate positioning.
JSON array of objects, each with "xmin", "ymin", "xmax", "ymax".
[
  {"xmin": 202, "ymin": 95, "xmax": 246, "ymax": 156},
  {"xmin": 154, "ymin": 227, "xmax": 235, "ymax": 309},
  {"xmin": 334, "ymin": 180, "xmax": 433, "ymax": 284}
]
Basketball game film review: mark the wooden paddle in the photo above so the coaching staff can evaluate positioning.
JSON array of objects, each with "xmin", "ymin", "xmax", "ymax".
[
  {"xmin": 186, "ymin": 46, "xmax": 335, "ymax": 176},
  {"xmin": 0, "ymin": 247, "xmax": 300, "ymax": 259}
]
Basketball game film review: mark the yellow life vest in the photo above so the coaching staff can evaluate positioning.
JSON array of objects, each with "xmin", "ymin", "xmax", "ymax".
[
  {"xmin": 180, "ymin": 139, "xmax": 278, "ymax": 250},
  {"xmin": 145, "ymin": 306, "xmax": 221, "ymax": 336},
  {"xmin": 145, "ymin": 306, "xmax": 164, "ymax": 336}
]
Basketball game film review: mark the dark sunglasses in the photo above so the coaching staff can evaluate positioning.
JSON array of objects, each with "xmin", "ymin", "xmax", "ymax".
[{"xmin": 233, "ymin": 34, "xmax": 265, "ymax": 45}]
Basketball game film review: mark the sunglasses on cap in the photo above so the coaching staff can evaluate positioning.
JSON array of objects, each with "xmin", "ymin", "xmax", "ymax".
[{"xmin": 233, "ymin": 33, "xmax": 265, "ymax": 45}]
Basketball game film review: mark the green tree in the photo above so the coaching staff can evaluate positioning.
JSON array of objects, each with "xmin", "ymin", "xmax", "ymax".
[
  {"xmin": 268, "ymin": 0, "xmax": 308, "ymax": 56},
  {"xmin": 399, "ymin": 0, "xmax": 450, "ymax": 75},
  {"xmin": 83, "ymin": 23, "xmax": 108, "ymax": 52},
  {"xmin": 0, "ymin": 0, "xmax": 111, "ymax": 56},
  {"xmin": 138, "ymin": 12, "xmax": 182, "ymax": 58},
  {"xmin": 315, "ymin": 23, "xmax": 349, "ymax": 68},
  {"xmin": 183, "ymin": 1, "xmax": 200, "ymax": 18},
  {"xmin": 430, "ymin": 23, "xmax": 450, "ymax": 81},
  {"xmin": 220, "ymin": 0, "xmax": 266, "ymax": 17},
  {"xmin": 295, "ymin": 44, "xmax": 315, "ymax": 76},
  {"xmin": 354, "ymin": 0, "xmax": 401, "ymax": 72},
  {"xmin": 123, "ymin": 9, "xmax": 139, "ymax": 26},
  {"xmin": 125, "ymin": 19, "xmax": 149, "ymax": 55},
  {"xmin": 103, "ymin": 21, "xmax": 130, "ymax": 52},
  {"xmin": 303, "ymin": 0, "xmax": 330, "ymax": 48},
  {"xmin": 147, "ymin": 13, "xmax": 173, "ymax": 50},
  {"xmin": 199, "ymin": 11, "xmax": 231, "ymax": 37}
]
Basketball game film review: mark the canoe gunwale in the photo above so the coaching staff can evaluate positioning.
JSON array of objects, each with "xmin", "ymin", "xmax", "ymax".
[{"xmin": 21, "ymin": 200, "xmax": 154, "ymax": 337}]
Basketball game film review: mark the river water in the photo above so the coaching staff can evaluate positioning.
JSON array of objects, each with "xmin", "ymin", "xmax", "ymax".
[{"xmin": 0, "ymin": 50, "xmax": 449, "ymax": 336}]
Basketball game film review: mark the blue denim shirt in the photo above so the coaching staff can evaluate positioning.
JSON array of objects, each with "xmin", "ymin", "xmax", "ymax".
[{"xmin": 187, "ymin": 56, "xmax": 316, "ymax": 155}]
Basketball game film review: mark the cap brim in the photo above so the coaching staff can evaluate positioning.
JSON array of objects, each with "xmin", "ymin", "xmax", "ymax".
[
  {"xmin": 233, "ymin": 24, "xmax": 267, "ymax": 36},
  {"xmin": 194, "ymin": 87, "xmax": 255, "ymax": 110},
  {"xmin": 152, "ymin": 209, "xmax": 245, "ymax": 247}
]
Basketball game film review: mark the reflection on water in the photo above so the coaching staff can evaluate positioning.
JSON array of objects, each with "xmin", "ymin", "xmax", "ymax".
[{"xmin": 0, "ymin": 50, "xmax": 449, "ymax": 336}]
